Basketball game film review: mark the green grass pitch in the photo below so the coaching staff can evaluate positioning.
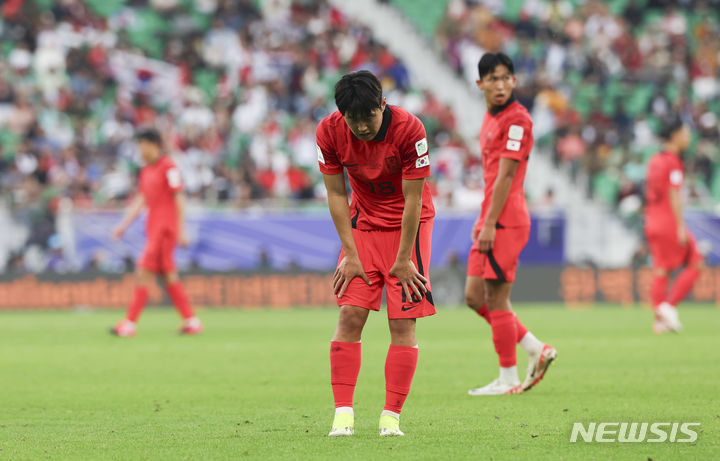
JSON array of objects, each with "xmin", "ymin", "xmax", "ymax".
[{"xmin": 1, "ymin": 305, "xmax": 719, "ymax": 460}]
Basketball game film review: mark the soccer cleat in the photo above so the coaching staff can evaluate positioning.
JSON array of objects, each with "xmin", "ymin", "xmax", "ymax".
[
  {"xmin": 110, "ymin": 320, "xmax": 136, "ymax": 337},
  {"xmin": 468, "ymin": 378, "xmax": 522, "ymax": 396},
  {"xmin": 656, "ymin": 302, "xmax": 682, "ymax": 333},
  {"xmin": 328, "ymin": 412, "xmax": 354, "ymax": 436},
  {"xmin": 179, "ymin": 317, "xmax": 203, "ymax": 335},
  {"xmin": 378, "ymin": 414, "xmax": 404, "ymax": 437},
  {"xmin": 522, "ymin": 344, "xmax": 557, "ymax": 392}
]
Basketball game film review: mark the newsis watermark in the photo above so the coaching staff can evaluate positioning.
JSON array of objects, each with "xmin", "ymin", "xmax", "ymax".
[{"xmin": 570, "ymin": 422, "xmax": 700, "ymax": 443}]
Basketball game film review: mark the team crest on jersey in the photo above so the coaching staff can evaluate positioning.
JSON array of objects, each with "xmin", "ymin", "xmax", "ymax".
[
  {"xmin": 316, "ymin": 144, "xmax": 325, "ymax": 164},
  {"xmin": 416, "ymin": 155, "xmax": 429, "ymax": 168},
  {"xmin": 415, "ymin": 137, "xmax": 428, "ymax": 156},
  {"xmin": 506, "ymin": 140, "xmax": 521, "ymax": 151},
  {"xmin": 508, "ymin": 125, "xmax": 524, "ymax": 140},
  {"xmin": 385, "ymin": 155, "xmax": 401, "ymax": 173}
]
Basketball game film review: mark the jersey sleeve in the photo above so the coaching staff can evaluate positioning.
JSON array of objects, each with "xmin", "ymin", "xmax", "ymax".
[
  {"xmin": 165, "ymin": 162, "xmax": 183, "ymax": 192},
  {"xmin": 316, "ymin": 119, "xmax": 343, "ymax": 175},
  {"xmin": 500, "ymin": 117, "xmax": 533, "ymax": 161},
  {"xmin": 399, "ymin": 116, "xmax": 430, "ymax": 180},
  {"xmin": 668, "ymin": 158, "xmax": 684, "ymax": 189}
]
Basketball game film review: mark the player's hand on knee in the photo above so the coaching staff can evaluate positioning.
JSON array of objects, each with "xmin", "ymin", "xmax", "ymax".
[
  {"xmin": 477, "ymin": 225, "xmax": 496, "ymax": 253},
  {"xmin": 390, "ymin": 259, "xmax": 428, "ymax": 301},
  {"xmin": 333, "ymin": 255, "xmax": 371, "ymax": 297}
]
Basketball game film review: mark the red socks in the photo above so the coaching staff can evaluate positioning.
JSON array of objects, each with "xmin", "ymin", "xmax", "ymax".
[
  {"xmin": 384, "ymin": 345, "xmax": 418, "ymax": 414},
  {"xmin": 126, "ymin": 286, "xmax": 149, "ymax": 322},
  {"xmin": 515, "ymin": 315, "xmax": 528, "ymax": 342},
  {"xmin": 668, "ymin": 267, "xmax": 700, "ymax": 306},
  {"xmin": 650, "ymin": 274, "xmax": 669, "ymax": 309},
  {"xmin": 166, "ymin": 281, "xmax": 195, "ymax": 319},
  {"xmin": 478, "ymin": 304, "xmax": 527, "ymax": 343},
  {"xmin": 330, "ymin": 341, "xmax": 362, "ymax": 408},
  {"xmin": 476, "ymin": 304, "xmax": 491, "ymax": 323},
  {"xmin": 488, "ymin": 310, "xmax": 517, "ymax": 367},
  {"xmin": 330, "ymin": 342, "xmax": 418, "ymax": 414}
]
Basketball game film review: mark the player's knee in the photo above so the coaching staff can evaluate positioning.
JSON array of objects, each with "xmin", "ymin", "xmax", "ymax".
[{"xmin": 465, "ymin": 291, "xmax": 484, "ymax": 312}]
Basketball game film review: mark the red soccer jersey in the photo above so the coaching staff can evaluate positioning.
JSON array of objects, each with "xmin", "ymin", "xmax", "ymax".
[
  {"xmin": 316, "ymin": 105, "xmax": 435, "ymax": 230},
  {"xmin": 645, "ymin": 151, "xmax": 684, "ymax": 234},
  {"xmin": 478, "ymin": 96, "xmax": 533, "ymax": 228},
  {"xmin": 139, "ymin": 155, "xmax": 183, "ymax": 236}
]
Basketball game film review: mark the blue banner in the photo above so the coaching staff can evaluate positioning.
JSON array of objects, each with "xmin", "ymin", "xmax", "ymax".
[{"xmin": 73, "ymin": 210, "xmax": 566, "ymax": 271}]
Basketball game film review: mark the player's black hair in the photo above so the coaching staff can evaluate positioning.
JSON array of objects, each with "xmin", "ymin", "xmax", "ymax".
[
  {"xmin": 135, "ymin": 128, "xmax": 162, "ymax": 146},
  {"xmin": 658, "ymin": 114, "xmax": 686, "ymax": 140},
  {"xmin": 334, "ymin": 70, "xmax": 383, "ymax": 119},
  {"xmin": 477, "ymin": 52, "xmax": 515, "ymax": 79}
]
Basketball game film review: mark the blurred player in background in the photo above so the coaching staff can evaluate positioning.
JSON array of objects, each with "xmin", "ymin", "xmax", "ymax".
[
  {"xmin": 317, "ymin": 71, "xmax": 435, "ymax": 436},
  {"xmin": 110, "ymin": 129, "xmax": 202, "ymax": 337},
  {"xmin": 645, "ymin": 117, "xmax": 702, "ymax": 334},
  {"xmin": 465, "ymin": 53, "xmax": 556, "ymax": 396}
]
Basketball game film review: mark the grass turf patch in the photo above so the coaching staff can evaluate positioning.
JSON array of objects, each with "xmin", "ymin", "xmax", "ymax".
[{"xmin": 1, "ymin": 304, "xmax": 718, "ymax": 460}]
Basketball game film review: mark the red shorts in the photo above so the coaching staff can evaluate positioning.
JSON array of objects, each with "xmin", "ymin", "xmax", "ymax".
[
  {"xmin": 139, "ymin": 231, "xmax": 177, "ymax": 274},
  {"xmin": 467, "ymin": 226, "xmax": 530, "ymax": 283},
  {"xmin": 646, "ymin": 228, "xmax": 702, "ymax": 271},
  {"xmin": 336, "ymin": 221, "xmax": 435, "ymax": 319}
]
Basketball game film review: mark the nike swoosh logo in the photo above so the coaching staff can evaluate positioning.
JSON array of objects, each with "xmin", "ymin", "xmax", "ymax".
[{"xmin": 401, "ymin": 305, "xmax": 418, "ymax": 311}]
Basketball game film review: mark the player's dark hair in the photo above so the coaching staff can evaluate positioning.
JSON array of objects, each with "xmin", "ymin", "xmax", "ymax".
[
  {"xmin": 477, "ymin": 52, "xmax": 515, "ymax": 79},
  {"xmin": 334, "ymin": 70, "xmax": 383, "ymax": 119},
  {"xmin": 135, "ymin": 128, "xmax": 162, "ymax": 146},
  {"xmin": 658, "ymin": 114, "xmax": 685, "ymax": 140}
]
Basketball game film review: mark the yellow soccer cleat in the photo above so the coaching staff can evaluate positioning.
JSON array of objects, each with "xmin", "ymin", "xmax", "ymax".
[
  {"xmin": 379, "ymin": 414, "xmax": 404, "ymax": 437},
  {"xmin": 328, "ymin": 412, "xmax": 354, "ymax": 436}
]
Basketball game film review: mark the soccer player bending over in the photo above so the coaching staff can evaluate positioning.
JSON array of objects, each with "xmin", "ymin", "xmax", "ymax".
[
  {"xmin": 465, "ymin": 53, "xmax": 556, "ymax": 396},
  {"xmin": 111, "ymin": 129, "xmax": 202, "ymax": 337},
  {"xmin": 645, "ymin": 116, "xmax": 703, "ymax": 333},
  {"xmin": 317, "ymin": 71, "xmax": 436, "ymax": 436}
]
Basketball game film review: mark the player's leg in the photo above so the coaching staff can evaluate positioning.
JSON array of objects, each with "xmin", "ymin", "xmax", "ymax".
[
  {"xmin": 666, "ymin": 236, "xmax": 703, "ymax": 311},
  {"xmin": 329, "ymin": 305, "xmax": 370, "ymax": 436},
  {"xmin": 379, "ymin": 221, "xmax": 434, "ymax": 436},
  {"xmin": 648, "ymin": 231, "xmax": 691, "ymax": 333},
  {"xmin": 379, "ymin": 317, "xmax": 418, "ymax": 437},
  {"xmin": 112, "ymin": 239, "xmax": 159, "ymax": 337},
  {"xmin": 465, "ymin": 274, "xmax": 490, "ymax": 321},
  {"xmin": 162, "ymin": 270, "xmax": 202, "ymax": 334},
  {"xmin": 466, "ymin": 273, "xmax": 542, "ymax": 352},
  {"xmin": 468, "ymin": 279, "xmax": 523, "ymax": 395}
]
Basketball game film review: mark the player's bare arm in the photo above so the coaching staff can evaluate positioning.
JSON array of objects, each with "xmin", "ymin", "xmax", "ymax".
[
  {"xmin": 174, "ymin": 191, "xmax": 189, "ymax": 247},
  {"xmin": 668, "ymin": 187, "xmax": 687, "ymax": 245},
  {"xmin": 112, "ymin": 194, "xmax": 145, "ymax": 240},
  {"xmin": 389, "ymin": 177, "xmax": 428, "ymax": 301},
  {"xmin": 323, "ymin": 172, "xmax": 372, "ymax": 297},
  {"xmin": 477, "ymin": 157, "xmax": 519, "ymax": 253}
]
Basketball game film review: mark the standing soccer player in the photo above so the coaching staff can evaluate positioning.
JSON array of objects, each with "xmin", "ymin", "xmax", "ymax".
[
  {"xmin": 645, "ymin": 116, "xmax": 702, "ymax": 333},
  {"xmin": 317, "ymin": 71, "xmax": 435, "ymax": 436},
  {"xmin": 465, "ymin": 53, "xmax": 556, "ymax": 396},
  {"xmin": 110, "ymin": 129, "xmax": 202, "ymax": 337}
]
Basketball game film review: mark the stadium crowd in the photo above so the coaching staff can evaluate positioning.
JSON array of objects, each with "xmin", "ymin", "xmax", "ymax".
[
  {"xmin": 0, "ymin": 0, "xmax": 470, "ymax": 214},
  {"xmin": 435, "ymin": 0, "xmax": 720, "ymax": 209}
]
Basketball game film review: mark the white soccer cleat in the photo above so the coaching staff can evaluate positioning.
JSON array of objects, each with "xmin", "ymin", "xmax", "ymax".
[
  {"xmin": 110, "ymin": 319, "xmax": 136, "ymax": 337},
  {"xmin": 657, "ymin": 302, "xmax": 682, "ymax": 333},
  {"xmin": 378, "ymin": 414, "xmax": 404, "ymax": 437},
  {"xmin": 328, "ymin": 412, "xmax": 354, "ymax": 436},
  {"xmin": 522, "ymin": 344, "xmax": 557, "ymax": 392},
  {"xmin": 468, "ymin": 378, "xmax": 522, "ymax": 396}
]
